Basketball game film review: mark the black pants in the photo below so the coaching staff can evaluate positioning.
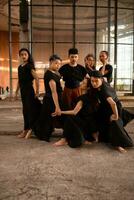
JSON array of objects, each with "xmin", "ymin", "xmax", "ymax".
[
  {"xmin": 22, "ymin": 93, "xmax": 41, "ymax": 130},
  {"xmin": 63, "ymin": 115, "xmax": 97, "ymax": 148}
]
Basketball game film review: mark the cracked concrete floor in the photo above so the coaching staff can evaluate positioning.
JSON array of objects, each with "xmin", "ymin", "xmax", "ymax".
[
  {"xmin": 0, "ymin": 133, "xmax": 134, "ymax": 200},
  {"xmin": 0, "ymin": 100, "xmax": 134, "ymax": 200}
]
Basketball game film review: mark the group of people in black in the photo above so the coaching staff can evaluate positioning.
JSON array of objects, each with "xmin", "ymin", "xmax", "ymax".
[{"xmin": 15, "ymin": 47, "xmax": 134, "ymax": 153}]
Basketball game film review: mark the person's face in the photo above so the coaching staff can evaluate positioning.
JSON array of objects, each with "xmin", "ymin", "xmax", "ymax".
[
  {"xmin": 51, "ymin": 59, "xmax": 61, "ymax": 71},
  {"xmin": 19, "ymin": 50, "xmax": 29, "ymax": 63},
  {"xmin": 90, "ymin": 77, "xmax": 102, "ymax": 88},
  {"xmin": 69, "ymin": 54, "xmax": 78, "ymax": 65},
  {"xmin": 86, "ymin": 56, "xmax": 95, "ymax": 68},
  {"xmin": 99, "ymin": 52, "xmax": 108, "ymax": 63}
]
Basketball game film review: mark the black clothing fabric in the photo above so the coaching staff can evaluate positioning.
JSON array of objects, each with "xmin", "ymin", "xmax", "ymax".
[
  {"xmin": 99, "ymin": 64, "xmax": 113, "ymax": 83},
  {"xmin": 96, "ymin": 81, "xmax": 119, "ymax": 104},
  {"xmin": 109, "ymin": 119, "xmax": 133, "ymax": 147},
  {"xmin": 18, "ymin": 63, "xmax": 35, "ymax": 93},
  {"xmin": 63, "ymin": 116, "xmax": 84, "ymax": 148},
  {"xmin": 76, "ymin": 94, "xmax": 98, "ymax": 120},
  {"xmin": 86, "ymin": 66, "xmax": 96, "ymax": 77},
  {"xmin": 95, "ymin": 82, "xmax": 133, "ymax": 147},
  {"xmin": 34, "ymin": 70, "xmax": 63, "ymax": 141},
  {"xmin": 59, "ymin": 64, "xmax": 87, "ymax": 89},
  {"xmin": 44, "ymin": 70, "xmax": 62, "ymax": 98},
  {"xmin": 63, "ymin": 93, "xmax": 98, "ymax": 148},
  {"xmin": 122, "ymin": 108, "xmax": 134, "ymax": 127},
  {"xmin": 18, "ymin": 63, "xmax": 41, "ymax": 130}
]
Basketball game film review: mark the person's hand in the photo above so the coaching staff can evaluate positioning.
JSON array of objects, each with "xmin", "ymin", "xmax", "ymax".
[
  {"xmin": 101, "ymin": 65, "xmax": 105, "ymax": 75},
  {"xmin": 110, "ymin": 114, "xmax": 118, "ymax": 121},
  {"xmin": 52, "ymin": 107, "xmax": 61, "ymax": 117},
  {"xmin": 103, "ymin": 77, "xmax": 107, "ymax": 82},
  {"xmin": 35, "ymin": 92, "xmax": 39, "ymax": 98}
]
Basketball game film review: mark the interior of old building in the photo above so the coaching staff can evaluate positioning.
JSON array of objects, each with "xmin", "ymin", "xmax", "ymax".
[
  {"xmin": 0, "ymin": 0, "xmax": 134, "ymax": 95},
  {"xmin": 0, "ymin": 2, "xmax": 134, "ymax": 199}
]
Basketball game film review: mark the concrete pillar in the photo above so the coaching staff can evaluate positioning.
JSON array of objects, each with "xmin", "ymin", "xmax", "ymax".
[
  {"xmin": 19, "ymin": 23, "xmax": 29, "ymax": 49},
  {"xmin": 19, "ymin": 0, "xmax": 29, "ymax": 49}
]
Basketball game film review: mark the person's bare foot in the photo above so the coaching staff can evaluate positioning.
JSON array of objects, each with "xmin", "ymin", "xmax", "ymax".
[
  {"xmin": 93, "ymin": 137, "xmax": 98, "ymax": 143},
  {"xmin": 117, "ymin": 146, "xmax": 127, "ymax": 153},
  {"xmin": 92, "ymin": 132, "xmax": 99, "ymax": 143},
  {"xmin": 18, "ymin": 130, "xmax": 28, "ymax": 138},
  {"xmin": 53, "ymin": 138, "xmax": 67, "ymax": 146},
  {"xmin": 84, "ymin": 140, "xmax": 92, "ymax": 145},
  {"xmin": 25, "ymin": 130, "xmax": 32, "ymax": 139}
]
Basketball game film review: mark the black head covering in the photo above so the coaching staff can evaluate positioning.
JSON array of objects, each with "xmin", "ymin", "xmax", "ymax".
[{"xmin": 90, "ymin": 70, "xmax": 103, "ymax": 78}]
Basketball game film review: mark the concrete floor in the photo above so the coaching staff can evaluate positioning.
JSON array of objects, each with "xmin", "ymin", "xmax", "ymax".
[{"xmin": 0, "ymin": 99, "xmax": 134, "ymax": 200}]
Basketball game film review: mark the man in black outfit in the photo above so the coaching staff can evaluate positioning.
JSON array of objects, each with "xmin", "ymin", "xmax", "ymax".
[
  {"xmin": 54, "ymin": 48, "xmax": 87, "ymax": 146},
  {"xmin": 59, "ymin": 48, "xmax": 87, "ymax": 109}
]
